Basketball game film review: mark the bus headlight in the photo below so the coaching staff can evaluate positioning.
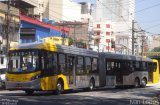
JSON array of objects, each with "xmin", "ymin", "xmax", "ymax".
[{"xmin": 31, "ymin": 74, "xmax": 40, "ymax": 81}]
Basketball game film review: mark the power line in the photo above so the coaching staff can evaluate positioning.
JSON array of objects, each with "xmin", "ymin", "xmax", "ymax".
[
  {"xmin": 136, "ymin": 0, "xmax": 146, "ymax": 4},
  {"xmin": 136, "ymin": 2, "xmax": 160, "ymax": 13},
  {"xmin": 97, "ymin": 0, "xmax": 132, "ymax": 29},
  {"xmin": 144, "ymin": 23, "xmax": 160, "ymax": 30}
]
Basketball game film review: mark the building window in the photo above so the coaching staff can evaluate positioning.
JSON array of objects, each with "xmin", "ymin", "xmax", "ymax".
[
  {"xmin": 106, "ymin": 32, "xmax": 110, "ymax": 35},
  {"xmin": 106, "ymin": 46, "xmax": 110, "ymax": 50},
  {"xmin": 106, "ymin": 24, "xmax": 110, "ymax": 28},
  {"xmin": 97, "ymin": 24, "xmax": 100, "ymax": 28},
  {"xmin": 97, "ymin": 32, "xmax": 100, "ymax": 35},
  {"xmin": 106, "ymin": 39, "xmax": 110, "ymax": 43}
]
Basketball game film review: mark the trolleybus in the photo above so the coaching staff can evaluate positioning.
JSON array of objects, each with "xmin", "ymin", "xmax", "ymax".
[{"xmin": 5, "ymin": 42, "xmax": 155, "ymax": 94}]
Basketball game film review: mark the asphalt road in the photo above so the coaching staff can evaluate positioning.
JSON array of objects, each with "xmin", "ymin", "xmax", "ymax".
[{"xmin": 0, "ymin": 84, "xmax": 160, "ymax": 105}]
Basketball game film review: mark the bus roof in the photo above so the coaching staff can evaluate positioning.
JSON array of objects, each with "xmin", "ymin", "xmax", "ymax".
[
  {"xmin": 10, "ymin": 42, "xmax": 57, "ymax": 51},
  {"xmin": 10, "ymin": 42, "xmax": 98, "ymax": 57},
  {"xmin": 100, "ymin": 52, "xmax": 152, "ymax": 62}
]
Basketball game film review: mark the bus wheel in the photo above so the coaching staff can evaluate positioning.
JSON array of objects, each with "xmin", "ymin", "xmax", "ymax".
[
  {"xmin": 134, "ymin": 78, "xmax": 140, "ymax": 88},
  {"xmin": 55, "ymin": 80, "xmax": 64, "ymax": 95},
  {"xmin": 141, "ymin": 78, "xmax": 147, "ymax": 88},
  {"xmin": 25, "ymin": 90, "xmax": 34, "ymax": 95},
  {"xmin": 89, "ymin": 79, "xmax": 95, "ymax": 91}
]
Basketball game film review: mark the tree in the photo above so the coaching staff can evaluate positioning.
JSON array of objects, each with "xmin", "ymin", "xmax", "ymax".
[
  {"xmin": 68, "ymin": 37, "xmax": 74, "ymax": 46},
  {"xmin": 150, "ymin": 47, "xmax": 160, "ymax": 52}
]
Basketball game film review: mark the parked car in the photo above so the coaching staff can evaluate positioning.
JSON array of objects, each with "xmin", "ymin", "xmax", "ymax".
[{"xmin": 0, "ymin": 68, "xmax": 6, "ymax": 88}]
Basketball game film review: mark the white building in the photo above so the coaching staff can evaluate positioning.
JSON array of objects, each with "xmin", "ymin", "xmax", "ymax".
[
  {"xmin": 149, "ymin": 35, "xmax": 160, "ymax": 51},
  {"xmin": 90, "ymin": 21, "xmax": 115, "ymax": 52},
  {"xmin": 32, "ymin": 0, "xmax": 81, "ymax": 22},
  {"xmin": 95, "ymin": 0, "xmax": 135, "ymax": 22},
  {"xmin": 94, "ymin": 0, "xmax": 135, "ymax": 54}
]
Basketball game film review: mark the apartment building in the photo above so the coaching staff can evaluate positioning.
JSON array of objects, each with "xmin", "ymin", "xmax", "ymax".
[
  {"xmin": 90, "ymin": 21, "xmax": 115, "ymax": 52},
  {"xmin": 95, "ymin": 0, "xmax": 135, "ymax": 54},
  {"xmin": 0, "ymin": 2, "xmax": 20, "ymax": 69}
]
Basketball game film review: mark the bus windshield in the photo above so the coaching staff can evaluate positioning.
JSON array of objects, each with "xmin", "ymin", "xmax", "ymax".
[{"xmin": 8, "ymin": 50, "xmax": 39, "ymax": 73}]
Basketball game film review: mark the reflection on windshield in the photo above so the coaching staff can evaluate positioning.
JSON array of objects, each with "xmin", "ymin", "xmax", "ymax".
[{"xmin": 9, "ymin": 50, "xmax": 39, "ymax": 73}]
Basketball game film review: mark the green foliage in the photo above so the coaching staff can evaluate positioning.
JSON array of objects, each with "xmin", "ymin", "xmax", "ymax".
[
  {"xmin": 150, "ymin": 47, "xmax": 160, "ymax": 52},
  {"xmin": 68, "ymin": 37, "xmax": 74, "ymax": 45},
  {"xmin": 68, "ymin": 37, "xmax": 87, "ymax": 48}
]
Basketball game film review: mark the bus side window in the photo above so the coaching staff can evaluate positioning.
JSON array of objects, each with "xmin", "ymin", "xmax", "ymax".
[
  {"xmin": 111, "ymin": 61, "xmax": 115, "ymax": 70},
  {"xmin": 134, "ymin": 61, "xmax": 140, "ymax": 71},
  {"xmin": 53, "ymin": 53, "xmax": 58, "ymax": 74},
  {"xmin": 92, "ymin": 58, "xmax": 98, "ymax": 73},
  {"xmin": 1, "ymin": 57, "xmax": 4, "ymax": 64},
  {"xmin": 46, "ymin": 52, "xmax": 55, "ymax": 75},
  {"xmin": 68, "ymin": 55, "xmax": 74, "ymax": 75},
  {"xmin": 76, "ymin": 56, "xmax": 84, "ymax": 75},
  {"xmin": 58, "ymin": 54, "xmax": 67, "ymax": 74},
  {"xmin": 142, "ymin": 62, "xmax": 147, "ymax": 71},
  {"xmin": 85, "ymin": 57, "xmax": 91, "ymax": 74},
  {"xmin": 106, "ymin": 61, "xmax": 111, "ymax": 71}
]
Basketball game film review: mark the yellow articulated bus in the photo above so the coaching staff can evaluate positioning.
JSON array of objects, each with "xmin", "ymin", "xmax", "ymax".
[
  {"xmin": 6, "ymin": 42, "xmax": 99, "ymax": 95},
  {"xmin": 6, "ymin": 42, "xmax": 156, "ymax": 95}
]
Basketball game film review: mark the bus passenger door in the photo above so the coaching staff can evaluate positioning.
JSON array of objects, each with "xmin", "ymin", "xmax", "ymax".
[{"xmin": 68, "ymin": 56, "xmax": 76, "ymax": 88}]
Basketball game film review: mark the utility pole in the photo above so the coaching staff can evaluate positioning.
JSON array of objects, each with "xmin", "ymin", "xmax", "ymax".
[
  {"xmin": 6, "ymin": 0, "xmax": 11, "ymax": 55},
  {"xmin": 56, "ymin": 21, "xmax": 87, "ymax": 47},
  {"xmin": 108, "ymin": 42, "xmax": 109, "ymax": 52},
  {"xmin": 73, "ymin": 24, "xmax": 76, "ymax": 47},
  {"xmin": 140, "ymin": 35, "xmax": 146, "ymax": 56},
  {"xmin": 132, "ymin": 20, "xmax": 134, "ymax": 55},
  {"xmin": 87, "ymin": 4, "xmax": 93, "ymax": 50}
]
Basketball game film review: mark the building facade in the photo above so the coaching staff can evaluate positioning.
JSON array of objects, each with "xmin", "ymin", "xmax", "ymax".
[
  {"xmin": 20, "ymin": 14, "xmax": 69, "ymax": 43},
  {"xmin": 95, "ymin": 0, "xmax": 135, "ymax": 54},
  {"xmin": 90, "ymin": 21, "xmax": 115, "ymax": 52},
  {"xmin": 32, "ymin": 0, "xmax": 81, "ymax": 22},
  {"xmin": 0, "ymin": 2, "xmax": 20, "ymax": 69},
  {"xmin": 21, "ymin": 0, "xmax": 91, "ymax": 47}
]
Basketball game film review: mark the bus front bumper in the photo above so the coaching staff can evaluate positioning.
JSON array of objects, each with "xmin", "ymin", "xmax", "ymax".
[{"xmin": 5, "ymin": 79, "xmax": 41, "ymax": 90}]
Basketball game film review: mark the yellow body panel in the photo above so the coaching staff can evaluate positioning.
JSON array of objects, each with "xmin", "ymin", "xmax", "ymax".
[
  {"xmin": 148, "ymin": 59, "xmax": 159, "ymax": 84},
  {"xmin": 36, "ymin": 42, "xmax": 57, "ymax": 51},
  {"xmin": 9, "ymin": 42, "xmax": 57, "ymax": 52},
  {"xmin": 43, "ymin": 37, "xmax": 69, "ymax": 46},
  {"xmin": 41, "ymin": 74, "xmax": 69, "ymax": 91},
  {"xmin": 6, "ymin": 71, "xmax": 41, "ymax": 82}
]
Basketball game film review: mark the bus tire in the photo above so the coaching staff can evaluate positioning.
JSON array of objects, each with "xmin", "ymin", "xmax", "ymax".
[
  {"xmin": 89, "ymin": 79, "xmax": 95, "ymax": 91},
  {"xmin": 141, "ymin": 78, "xmax": 147, "ymax": 88},
  {"xmin": 55, "ymin": 80, "xmax": 64, "ymax": 95},
  {"xmin": 134, "ymin": 78, "xmax": 140, "ymax": 88},
  {"xmin": 25, "ymin": 90, "xmax": 34, "ymax": 95}
]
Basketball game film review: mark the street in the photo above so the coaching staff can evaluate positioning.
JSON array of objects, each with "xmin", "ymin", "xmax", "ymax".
[{"xmin": 0, "ymin": 84, "xmax": 160, "ymax": 105}]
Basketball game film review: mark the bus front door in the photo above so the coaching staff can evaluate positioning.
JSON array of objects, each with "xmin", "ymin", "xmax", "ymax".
[{"xmin": 68, "ymin": 56, "xmax": 76, "ymax": 89}]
